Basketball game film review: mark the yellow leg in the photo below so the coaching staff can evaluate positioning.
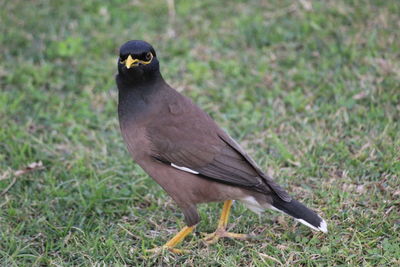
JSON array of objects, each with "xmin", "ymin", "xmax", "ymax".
[
  {"xmin": 147, "ymin": 226, "xmax": 194, "ymax": 254},
  {"xmin": 165, "ymin": 226, "xmax": 194, "ymax": 247},
  {"xmin": 202, "ymin": 200, "xmax": 248, "ymax": 244},
  {"xmin": 218, "ymin": 199, "xmax": 233, "ymax": 228}
]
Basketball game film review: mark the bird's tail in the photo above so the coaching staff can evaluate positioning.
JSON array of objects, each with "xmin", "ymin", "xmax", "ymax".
[{"xmin": 271, "ymin": 196, "xmax": 327, "ymax": 233}]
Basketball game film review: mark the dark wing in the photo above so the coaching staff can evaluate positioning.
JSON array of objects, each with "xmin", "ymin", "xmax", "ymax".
[
  {"xmin": 147, "ymin": 92, "xmax": 291, "ymax": 202},
  {"xmin": 217, "ymin": 131, "xmax": 292, "ymax": 202}
]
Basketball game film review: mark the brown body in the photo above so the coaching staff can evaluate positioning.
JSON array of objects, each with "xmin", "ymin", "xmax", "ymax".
[
  {"xmin": 118, "ymin": 81, "xmax": 270, "ymax": 225},
  {"xmin": 116, "ymin": 40, "xmax": 327, "ymax": 242}
]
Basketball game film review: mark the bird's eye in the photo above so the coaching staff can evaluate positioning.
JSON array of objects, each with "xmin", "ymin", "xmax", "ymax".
[
  {"xmin": 145, "ymin": 52, "xmax": 152, "ymax": 61},
  {"xmin": 119, "ymin": 56, "xmax": 127, "ymax": 64}
]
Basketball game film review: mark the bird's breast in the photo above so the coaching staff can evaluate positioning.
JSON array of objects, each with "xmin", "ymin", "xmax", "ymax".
[
  {"xmin": 118, "ymin": 97, "xmax": 154, "ymax": 162},
  {"xmin": 119, "ymin": 119, "xmax": 151, "ymax": 161}
]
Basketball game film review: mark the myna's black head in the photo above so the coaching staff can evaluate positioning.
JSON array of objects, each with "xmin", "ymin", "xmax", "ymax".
[{"xmin": 117, "ymin": 40, "xmax": 160, "ymax": 83}]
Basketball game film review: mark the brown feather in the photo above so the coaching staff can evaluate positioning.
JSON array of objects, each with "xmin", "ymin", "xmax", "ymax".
[{"xmin": 144, "ymin": 85, "xmax": 291, "ymax": 202}]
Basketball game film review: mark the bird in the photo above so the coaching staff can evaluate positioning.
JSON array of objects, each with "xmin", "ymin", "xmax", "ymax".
[{"xmin": 116, "ymin": 40, "xmax": 327, "ymax": 253}]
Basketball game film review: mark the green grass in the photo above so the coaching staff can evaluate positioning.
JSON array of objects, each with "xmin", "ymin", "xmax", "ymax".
[{"xmin": 1, "ymin": 0, "xmax": 399, "ymax": 265}]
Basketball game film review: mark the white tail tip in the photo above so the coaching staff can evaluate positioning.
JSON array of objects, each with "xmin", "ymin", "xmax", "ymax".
[
  {"xmin": 318, "ymin": 219, "xmax": 328, "ymax": 233},
  {"xmin": 295, "ymin": 218, "xmax": 328, "ymax": 233}
]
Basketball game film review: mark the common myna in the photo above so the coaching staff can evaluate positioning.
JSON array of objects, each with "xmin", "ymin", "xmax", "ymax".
[{"xmin": 116, "ymin": 40, "xmax": 327, "ymax": 253}]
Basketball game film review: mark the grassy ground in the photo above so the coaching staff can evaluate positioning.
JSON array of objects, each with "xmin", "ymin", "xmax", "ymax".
[{"xmin": 1, "ymin": 0, "xmax": 399, "ymax": 265}]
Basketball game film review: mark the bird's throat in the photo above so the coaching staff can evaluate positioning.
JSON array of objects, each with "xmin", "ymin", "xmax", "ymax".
[{"xmin": 117, "ymin": 68, "xmax": 162, "ymax": 88}]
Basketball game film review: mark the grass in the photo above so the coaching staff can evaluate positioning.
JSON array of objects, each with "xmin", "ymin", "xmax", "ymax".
[{"xmin": 1, "ymin": 0, "xmax": 399, "ymax": 265}]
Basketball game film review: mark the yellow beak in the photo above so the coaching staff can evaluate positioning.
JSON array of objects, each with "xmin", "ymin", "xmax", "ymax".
[
  {"xmin": 124, "ymin": 53, "xmax": 154, "ymax": 69},
  {"xmin": 125, "ymin": 55, "xmax": 139, "ymax": 69}
]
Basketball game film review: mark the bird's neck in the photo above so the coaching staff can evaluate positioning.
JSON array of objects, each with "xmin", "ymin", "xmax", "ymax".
[
  {"xmin": 117, "ymin": 69, "xmax": 163, "ymax": 89},
  {"xmin": 117, "ymin": 71, "xmax": 167, "ymax": 123}
]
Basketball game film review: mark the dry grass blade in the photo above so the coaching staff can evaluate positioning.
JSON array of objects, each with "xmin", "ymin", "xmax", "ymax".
[
  {"xmin": 259, "ymin": 252, "xmax": 284, "ymax": 266},
  {"xmin": 0, "ymin": 161, "xmax": 44, "ymax": 196}
]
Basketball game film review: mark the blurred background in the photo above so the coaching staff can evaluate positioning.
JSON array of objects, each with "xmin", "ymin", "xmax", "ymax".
[{"xmin": 0, "ymin": 0, "xmax": 399, "ymax": 265}]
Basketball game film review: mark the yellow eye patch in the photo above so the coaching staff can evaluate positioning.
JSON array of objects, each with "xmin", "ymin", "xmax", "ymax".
[{"xmin": 121, "ymin": 54, "xmax": 153, "ymax": 69}]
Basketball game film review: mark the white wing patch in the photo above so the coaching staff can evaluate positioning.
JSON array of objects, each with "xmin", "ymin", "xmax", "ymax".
[{"xmin": 170, "ymin": 163, "xmax": 199, "ymax": 174}]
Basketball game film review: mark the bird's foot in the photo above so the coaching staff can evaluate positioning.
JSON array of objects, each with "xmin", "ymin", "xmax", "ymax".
[
  {"xmin": 146, "ymin": 246, "xmax": 189, "ymax": 254},
  {"xmin": 146, "ymin": 225, "xmax": 194, "ymax": 254},
  {"xmin": 201, "ymin": 227, "xmax": 249, "ymax": 244}
]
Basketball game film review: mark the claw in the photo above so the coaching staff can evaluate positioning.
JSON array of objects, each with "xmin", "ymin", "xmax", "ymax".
[
  {"xmin": 145, "ymin": 225, "xmax": 194, "ymax": 254},
  {"xmin": 202, "ymin": 228, "xmax": 249, "ymax": 244}
]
